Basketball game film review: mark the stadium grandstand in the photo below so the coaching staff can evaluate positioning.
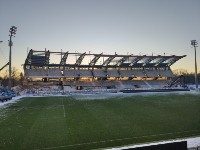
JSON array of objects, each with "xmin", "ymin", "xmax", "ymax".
[{"xmin": 23, "ymin": 49, "xmax": 188, "ymax": 92}]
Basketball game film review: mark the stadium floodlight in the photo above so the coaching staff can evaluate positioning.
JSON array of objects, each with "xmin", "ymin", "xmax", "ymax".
[
  {"xmin": 191, "ymin": 40, "xmax": 198, "ymax": 91},
  {"xmin": 8, "ymin": 26, "xmax": 17, "ymax": 90}
]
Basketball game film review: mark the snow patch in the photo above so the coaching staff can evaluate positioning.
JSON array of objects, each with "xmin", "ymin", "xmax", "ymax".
[
  {"xmin": 0, "ymin": 96, "xmax": 24, "ymax": 108},
  {"xmin": 106, "ymin": 137, "xmax": 200, "ymax": 149}
]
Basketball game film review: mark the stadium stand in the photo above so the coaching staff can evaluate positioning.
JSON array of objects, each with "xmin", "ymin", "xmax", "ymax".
[{"xmin": 23, "ymin": 49, "xmax": 187, "ymax": 92}]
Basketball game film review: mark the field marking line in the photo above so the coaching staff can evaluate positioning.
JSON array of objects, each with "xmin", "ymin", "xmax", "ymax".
[
  {"xmin": 35, "ymin": 129, "xmax": 200, "ymax": 150},
  {"xmin": 61, "ymin": 98, "xmax": 66, "ymax": 118}
]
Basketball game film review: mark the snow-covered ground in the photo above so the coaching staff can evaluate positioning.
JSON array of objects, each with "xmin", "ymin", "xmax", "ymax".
[
  {"xmin": 106, "ymin": 137, "xmax": 200, "ymax": 149},
  {"xmin": 0, "ymin": 91, "xmax": 200, "ymax": 149},
  {"xmin": 73, "ymin": 90, "xmax": 199, "ymax": 100},
  {"xmin": 0, "ymin": 95, "xmax": 24, "ymax": 108}
]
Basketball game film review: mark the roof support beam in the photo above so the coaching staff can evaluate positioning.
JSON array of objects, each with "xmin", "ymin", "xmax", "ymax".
[
  {"xmin": 129, "ymin": 57, "xmax": 143, "ymax": 66},
  {"xmin": 75, "ymin": 52, "xmax": 86, "ymax": 65},
  {"xmin": 89, "ymin": 53, "xmax": 102, "ymax": 66},
  {"xmin": 60, "ymin": 52, "xmax": 68, "ymax": 65},
  {"xmin": 102, "ymin": 56, "xmax": 116, "ymax": 66},
  {"xmin": 116, "ymin": 56, "xmax": 129, "ymax": 66}
]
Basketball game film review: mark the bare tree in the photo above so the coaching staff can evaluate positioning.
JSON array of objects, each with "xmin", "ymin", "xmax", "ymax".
[{"xmin": 0, "ymin": 67, "xmax": 21, "ymax": 87}]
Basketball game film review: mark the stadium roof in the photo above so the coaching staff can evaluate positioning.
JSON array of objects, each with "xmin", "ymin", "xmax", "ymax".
[{"xmin": 24, "ymin": 49, "xmax": 186, "ymax": 69}]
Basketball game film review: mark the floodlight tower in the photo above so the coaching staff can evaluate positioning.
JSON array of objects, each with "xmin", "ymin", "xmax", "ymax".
[
  {"xmin": 191, "ymin": 40, "xmax": 198, "ymax": 91},
  {"xmin": 8, "ymin": 26, "xmax": 17, "ymax": 90}
]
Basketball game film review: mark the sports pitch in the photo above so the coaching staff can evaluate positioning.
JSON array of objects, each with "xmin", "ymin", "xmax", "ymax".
[{"xmin": 0, "ymin": 94, "xmax": 200, "ymax": 150}]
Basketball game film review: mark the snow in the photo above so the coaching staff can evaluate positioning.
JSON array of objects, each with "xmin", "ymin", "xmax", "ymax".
[
  {"xmin": 0, "ymin": 96, "xmax": 24, "ymax": 108},
  {"xmin": 106, "ymin": 137, "xmax": 200, "ymax": 149},
  {"xmin": 73, "ymin": 90, "xmax": 200, "ymax": 100},
  {"xmin": 187, "ymin": 137, "xmax": 200, "ymax": 148}
]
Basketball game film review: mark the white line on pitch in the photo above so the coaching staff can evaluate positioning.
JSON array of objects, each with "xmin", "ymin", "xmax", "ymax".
[{"xmin": 61, "ymin": 98, "xmax": 66, "ymax": 118}]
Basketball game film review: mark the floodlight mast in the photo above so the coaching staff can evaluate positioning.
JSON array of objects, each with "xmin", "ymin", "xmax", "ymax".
[
  {"xmin": 8, "ymin": 26, "xmax": 17, "ymax": 90},
  {"xmin": 191, "ymin": 40, "xmax": 198, "ymax": 91}
]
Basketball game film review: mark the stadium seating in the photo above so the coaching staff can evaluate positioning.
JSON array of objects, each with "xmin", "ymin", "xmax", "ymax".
[
  {"xmin": 106, "ymin": 70, "xmax": 120, "ymax": 77},
  {"xmin": 63, "ymin": 70, "xmax": 79, "ymax": 78},
  {"xmin": 158, "ymin": 69, "xmax": 174, "ymax": 77},
  {"xmin": 25, "ymin": 69, "xmax": 48, "ymax": 77},
  {"xmin": 25, "ymin": 69, "xmax": 63, "ymax": 78},
  {"xmin": 145, "ymin": 80, "xmax": 168, "ymax": 88},
  {"xmin": 114, "ymin": 80, "xmax": 150, "ymax": 90},
  {"xmin": 133, "ymin": 70, "xmax": 146, "ymax": 77},
  {"xmin": 119, "ymin": 70, "xmax": 134, "ymax": 77},
  {"xmin": 77, "ymin": 70, "xmax": 93, "ymax": 78},
  {"xmin": 118, "ymin": 70, "xmax": 146, "ymax": 78},
  {"xmin": 48, "ymin": 69, "xmax": 62, "ymax": 77},
  {"xmin": 144, "ymin": 70, "xmax": 159, "ymax": 78},
  {"xmin": 92, "ymin": 69, "xmax": 107, "ymax": 77}
]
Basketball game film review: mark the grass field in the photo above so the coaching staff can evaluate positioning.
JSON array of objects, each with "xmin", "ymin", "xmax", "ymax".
[{"xmin": 0, "ymin": 94, "xmax": 200, "ymax": 150}]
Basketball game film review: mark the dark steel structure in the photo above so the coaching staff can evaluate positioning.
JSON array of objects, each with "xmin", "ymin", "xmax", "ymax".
[
  {"xmin": 23, "ymin": 49, "xmax": 187, "ymax": 90},
  {"xmin": 24, "ymin": 49, "xmax": 186, "ymax": 71}
]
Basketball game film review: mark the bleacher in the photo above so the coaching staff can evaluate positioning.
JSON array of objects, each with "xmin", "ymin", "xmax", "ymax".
[
  {"xmin": 133, "ymin": 70, "xmax": 146, "ymax": 78},
  {"xmin": 145, "ymin": 80, "xmax": 168, "ymax": 88},
  {"xmin": 93, "ymin": 69, "xmax": 107, "ymax": 78},
  {"xmin": 107, "ymin": 70, "xmax": 120, "ymax": 77},
  {"xmin": 25, "ymin": 69, "xmax": 48, "ymax": 77},
  {"xmin": 158, "ymin": 69, "xmax": 174, "ymax": 77},
  {"xmin": 48, "ymin": 69, "xmax": 62, "ymax": 77},
  {"xmin": 77, "ymin": 70, "xmax": 93, "ymax": 78},
  {"xmin": 63, "ymin": 70, "xmax": 78, "ymax": 78},
  {"xmin": 144, "ymin": 70, "xmax": 159, "ymax": 78},
  {"xmin": 25, "ymin": 69, "xmax": 62, "ymax": 78},
  {"xmin": 119, "ymin": 70, "xmax": 134, "ymax": 77},
  {"xmin": 25, "ymin": 68, "xmax": 174, "ymax": 79}
]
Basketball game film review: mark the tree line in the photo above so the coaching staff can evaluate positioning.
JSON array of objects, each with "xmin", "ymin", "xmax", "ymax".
[
  {"xmin": 0, "ymin": 67, "xmax": 24, "ymax": 87},
  {"xmin": 173, "ymin": 69, "xmax": 200, "ymax": 84}
]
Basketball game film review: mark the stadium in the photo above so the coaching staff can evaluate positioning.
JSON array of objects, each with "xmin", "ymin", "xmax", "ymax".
[
  {"xmin": 1, "ymin": 0, "xmax": 200, "ymax": 149},
  {"xmin": 0, "ymin": 49, "xmax": 200, "ymax": 150}
]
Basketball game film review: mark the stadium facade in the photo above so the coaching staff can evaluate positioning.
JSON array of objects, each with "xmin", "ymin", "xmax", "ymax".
[{"xmin": 23, "ymin": 49, "xmax": 187, "ymax": 92}]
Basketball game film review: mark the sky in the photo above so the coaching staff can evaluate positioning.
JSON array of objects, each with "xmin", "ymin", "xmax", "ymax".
[{"xmin": 0, "ymin": 0, "xmax": 200, "ymax": 74}]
